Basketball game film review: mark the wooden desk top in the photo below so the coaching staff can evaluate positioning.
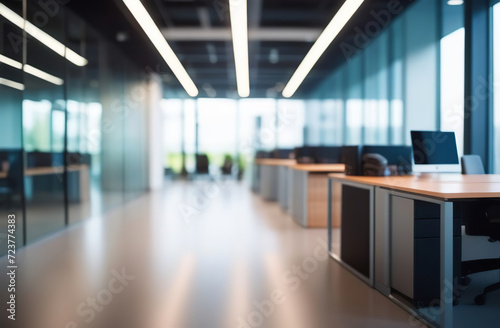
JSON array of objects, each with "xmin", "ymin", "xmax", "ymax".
[
  {"xmin": 328, "ymin": 173, "xmax": 500, "ymax": 199},
  {"xmin": 292, "ymin": 163, "xmax": 345, "ymax": 173},
  {"xmin": 25, "ymin": 164, "xmax": 89, "ymax": 176},
  {"xmin": 255, "ymin": 158, "xmax": 296, "ymax": 166}
]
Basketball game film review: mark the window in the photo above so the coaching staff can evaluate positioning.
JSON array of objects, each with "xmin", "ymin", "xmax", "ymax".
[
  {"xmin": 197, "ymin": 98, "xmax": 238, "ymax": 167},
  {"xmin": 440, "ymin": 2, "xmax": 465, "ymax": 158},
  {"xmin": 162, "ymin": 99, "xmax": 184, "ymax": 173},
  {"xmin": 239, "ymin": 98, "xmax": 277, "ymax": 156},
  {"xmin": 276, "ymin": 99, "xmax": 305, "ymax": 148}
]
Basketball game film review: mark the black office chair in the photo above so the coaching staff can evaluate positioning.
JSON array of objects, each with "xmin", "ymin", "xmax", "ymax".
[
  {"xmin": 221, "ymin": 155, "xmax": 233, "ymax": 175},
  {"xmin": 461, "ymin": 155, "xmax": 500, "ymax": 305},
  {"xmin": 195, "ymin": 154, "xmax": 210, "ymax": 175}
]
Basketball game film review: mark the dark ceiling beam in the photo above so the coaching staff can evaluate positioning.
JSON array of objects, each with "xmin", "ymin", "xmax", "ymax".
[{"xmin": 248, "ymin": 0, "xmax": 262, "ymax": 96}]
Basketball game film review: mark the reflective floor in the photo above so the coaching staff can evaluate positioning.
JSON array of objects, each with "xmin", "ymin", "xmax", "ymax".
[{"xmin": 0, "ymin": 180, "xmax": 414, "ymax": 328}]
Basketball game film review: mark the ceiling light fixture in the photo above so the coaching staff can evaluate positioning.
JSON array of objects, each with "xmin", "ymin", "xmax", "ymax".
[
  {"xmin": 0, "ymin": 3, "xmax": 88, "ymax": 67},
  {"xmin": 447, "ymin": 0, "xmax": 464, "ymax": 5},
  {"xmin": 122, "ymin": 0, "xmax": 198, "ymax": 97},
  {"xmin": 229, "ymin": 0, "xmax": 250, "ymax": 98},
  {"xmin": 282, "ymin": 0, "xmax": 364, "ymax": 98},
  {"xmin": 24, "ymin": 64, "xmax": 64, "ymax": 85},
  {"xmin": 0, "ymin": 77, "xmax": 24, "ymax": 90},
  {"xmin": 0, "ymin": 54, "xmax": 64, "ymax": 85},
  {"xmin": 0, "ymin": 54, "xmax": 23, "ymax": 69}
]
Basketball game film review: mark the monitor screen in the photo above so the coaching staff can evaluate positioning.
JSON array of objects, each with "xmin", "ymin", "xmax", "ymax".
[{"xmin": 410, "ymin": 131, "xmax": 460, "ymax": 173}]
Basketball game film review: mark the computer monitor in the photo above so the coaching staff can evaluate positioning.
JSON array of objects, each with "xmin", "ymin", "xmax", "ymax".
[
  {"xmin": 313, "ymin": 146, "xmax": 343, "ymax": 164},
  {"xmin": 410, "ymin": 131, "xmax": 460, "ymax": 173}
]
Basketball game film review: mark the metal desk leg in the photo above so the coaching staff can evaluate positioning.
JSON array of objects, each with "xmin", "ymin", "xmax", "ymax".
[
  {"xmin": 327, "ymin": 178, "xmax": 332, "ymax": 253},
  {"xmin": 440, "ymin": 201, "xmax": 454, "ymax": 328}
]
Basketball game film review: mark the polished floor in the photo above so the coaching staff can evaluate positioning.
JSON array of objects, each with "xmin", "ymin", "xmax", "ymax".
[{"xmin": 1, "ymin": 180, "xmax": 415, "ymax": 328}]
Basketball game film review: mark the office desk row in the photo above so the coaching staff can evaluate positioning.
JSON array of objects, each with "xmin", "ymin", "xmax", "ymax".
[
  {"xmin": 253, "ymin": 159, "xmax": 344, "ymax": 228},
  {"xmin": 327, "ymin": 173, "xmax": 500, "ymax": 328}
]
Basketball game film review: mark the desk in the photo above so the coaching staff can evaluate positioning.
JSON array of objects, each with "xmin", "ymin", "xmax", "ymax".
[
  {"xmin": 25, "ymin": 165, "xmax": 90, "ymax": 202},
  {"xmin": 289, "ymin": 164, "xmax": 344, "ymax": 228},
  {"xmin": 254, "ymin": 159, "xmax": 296, "ymax": 201},
  {"xmin": 327, "ymin": 173, "xmax": 500, "ymax": 328}
]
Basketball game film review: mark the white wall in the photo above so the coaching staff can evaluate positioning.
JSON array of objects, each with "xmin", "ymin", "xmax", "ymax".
[{"xmin": 146, "ymin": 74, "xmax": 164, "ymax": 191}]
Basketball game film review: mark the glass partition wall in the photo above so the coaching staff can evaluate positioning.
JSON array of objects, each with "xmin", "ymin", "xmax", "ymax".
[
  {"xmin": 0, "ymin": 1, "xmax": 150, "ymax": 254},
  {"xmin": 0, "ymin": 0, "xmax": 25, "ymax": 255}
]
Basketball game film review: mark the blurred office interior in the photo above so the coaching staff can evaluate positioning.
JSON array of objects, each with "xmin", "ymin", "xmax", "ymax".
[{"xmin": 0, "ymin": 0, "xmax": 499, "ymax": 327}]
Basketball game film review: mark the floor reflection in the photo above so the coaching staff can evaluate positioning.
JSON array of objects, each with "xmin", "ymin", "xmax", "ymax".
[{"xmin": 0, "ymin": 181, "xmax": 413, "ymax": 328}]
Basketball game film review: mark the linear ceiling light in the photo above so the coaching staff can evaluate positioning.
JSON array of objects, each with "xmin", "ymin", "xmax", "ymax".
[
  {"xmin": 0, "ymin": 54, "xmax": 23, "ymax": 69},
  {"xmin": 0, "ymin": 55, "xmax": 64, "ymax": 85},
  {"xmin": 0, "ymin": 54, "xmax": 64, "ymax": 85},
  {"xmin": 0, "ymin": 55, "xmax": 64, "ymax": 88},
  {"xmin": 282, "ymin": 0, "xmax": 364, "ymax": 98},
  {"xmin": 122, "ymin": 0, "xmax": 198, "ymax": 97},
  {"xmin": 229, "ymin": 0, "xmax": 250, "ymax": 97},
  {"xmin": 24, "ymin": 65, "xmax": 64, "ymax": 85},
  {"xmin": 0, "ymin": 3, "xmax": 88, "ymax": 67},
  {"xmin": 0, "ymin": 77, "xmax": 24, "ymax": 90}
]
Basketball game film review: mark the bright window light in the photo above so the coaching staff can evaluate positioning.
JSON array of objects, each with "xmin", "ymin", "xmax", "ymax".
[
  {"xmin": 0, "ymin": 3, "xmax": 88, "ymax": 66},
  {"xmin": 282, "ymin": 0, "xmax": 364, "ymax": 98},
  {"xmin": 122, "ymin": 0, "xmax": 198, "ymax": 97},
  {"xmin": 229, "ymin": 0, "xmax": 250, "ymax": 98},
  {"xmin": 0, "ymin": 77, "xmax": 24, "ymax": 90}
]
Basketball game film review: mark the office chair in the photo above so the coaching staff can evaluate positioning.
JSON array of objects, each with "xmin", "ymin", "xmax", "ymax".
[
  {"xmin": 461, "ymin": 155, "xmax": 500, "ymax": 305},
  {"xmin": 195, "ymin": 154, "xmax": 210, "ymax": 175},
  {"xmin": 221, "ymin": 155, "xmax": 233, "ymax": 175},
  {"xmin": 461, "ymin": 155, "xmax": 485, "ymax": 174}
]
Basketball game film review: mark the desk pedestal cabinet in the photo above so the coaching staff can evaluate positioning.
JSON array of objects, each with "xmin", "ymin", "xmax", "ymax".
[
  {"xmin": 291, "ymin": 171, "xmax": 341, "ymax": 228},
  {"xmin": 341, "ymin": 185, "xmax": 372, "ymax": 280},
  {"xmin": 290, "ymin": 165, "xmax": 344, "ymax": 228},
  {"xmin": 278, "ymin": 165, "xmax": 290, "ymax": 210},
  {"xmin": 260, "ymin": 165, "xmax": 278, "ymax": 201},
  {"xmin": 390, "ymin": 197, "xmax": 462, "ymax": 308}
]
